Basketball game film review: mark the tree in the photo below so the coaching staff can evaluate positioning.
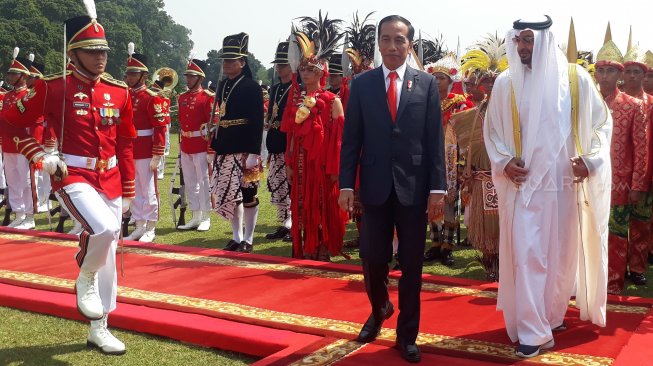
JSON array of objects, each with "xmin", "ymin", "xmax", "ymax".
[{"xmin": 0, "ymin": 0, "xmax": 192, "ymax": 82}]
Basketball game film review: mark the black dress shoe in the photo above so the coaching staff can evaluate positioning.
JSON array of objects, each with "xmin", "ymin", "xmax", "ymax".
[
  {"xmin": 630, "ymin": 272, "xmax": 647, "ymax": 285},
  {"xmin": 356, "ymin": 302, "xmax": 394, "ymax": 343},
  {"xmin": 648, "ymin": 253, "xmax": 653, "ymax": 265},
  {"xmin": 395, "ymin": 342, "xmax": 421, "ymax": 363},
  {"xmin": 237, "ymin": 241, "xmax": 253, "ymax": 253},
  {"xmin": 423, "ymin": 247, "xmax": 441, "ymax": 262},
  {"xmin": 224, "ymin": 240, "xmax": 240, "ymax": 251},
  {"xmin": 440, "ymin": 248, "xmax": 454, "ymax": 267},
  {"xmin": 265, "ymin": 226, "xmax": 290, "ymax": 240},
  {"xmin": 282, "ymin": 233, "xmax": 293, "ymax": 242}
]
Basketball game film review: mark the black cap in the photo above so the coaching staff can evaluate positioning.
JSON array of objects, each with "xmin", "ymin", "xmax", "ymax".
[
  {"xmin": 219, "ymin": 32, "xmax": 249, "ymax": 60},
  {"xmin": 153, "ymin": 80, "xmax": 165, "ymax": 89},
  {"xmin": 513, "ymin": 15, "xmax": 553, "ymax": 30},
  {"xmin": 272, "ymin": 42, "xmax": 289, "ymax": 64},
  {"xmin": 328, "ymin": 54, "xmax": 343, "ymax": 75}
]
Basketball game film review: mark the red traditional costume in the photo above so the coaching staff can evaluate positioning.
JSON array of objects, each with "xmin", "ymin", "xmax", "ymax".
[
  {"xmin": 596, "ymin": 41, "xmax": 649, "ymax": 294},
  {"xmin": 282, "ymin": 13, "xmax": 347, "ymax": 260}
]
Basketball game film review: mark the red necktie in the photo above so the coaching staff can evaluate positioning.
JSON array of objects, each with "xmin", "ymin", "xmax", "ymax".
[{"xmin": 387, "ymin": 71, "xmax": 398, "ymax": 122}]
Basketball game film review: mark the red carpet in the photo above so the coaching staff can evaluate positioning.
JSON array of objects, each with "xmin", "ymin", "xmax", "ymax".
[{"xmin": 0, "ymin": 228, "xmax": 651, "ymax": 365}]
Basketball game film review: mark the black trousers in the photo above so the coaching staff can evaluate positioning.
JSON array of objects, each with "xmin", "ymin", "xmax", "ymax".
[{"xmin": 360, "ymin": 187, "xmax": 427, "ymax": 345}]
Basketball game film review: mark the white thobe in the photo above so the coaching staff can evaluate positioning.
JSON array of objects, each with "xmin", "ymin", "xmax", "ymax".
[{"xmin": 484, "ymin": 65, "xmax": 611, "ymax": 346}]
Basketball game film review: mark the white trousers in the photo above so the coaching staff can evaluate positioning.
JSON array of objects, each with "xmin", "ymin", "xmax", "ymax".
[
  {"xmin": 55, "ymin": 182, "xmax": 121, "ymax": 313},
  {"xmin": 35, "ymin": 168, "xmax": 51, "ymax": 207},
  {"xmin": 131, "ymin": 158, "xmax": 158, "ymax": 221},
  {"xmin": 0, "ymin": 149, "xmax": 6, "ymax": 190},
  {"xmin": 181, "ymin": 152, "xmax": 211, "ymax": 212},
  {"xmin": 4, "ymin": 152, "xmax": 33, "ymax": 214}
]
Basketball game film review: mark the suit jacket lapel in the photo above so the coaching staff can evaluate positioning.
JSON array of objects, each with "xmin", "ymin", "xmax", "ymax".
[
  {"xmin": 372, "ymin": 67, "xmax": 393, "ymax": 124},
  {"xmin": 396, "ymin": 66, "xmax": 415, "ymax": 122}
]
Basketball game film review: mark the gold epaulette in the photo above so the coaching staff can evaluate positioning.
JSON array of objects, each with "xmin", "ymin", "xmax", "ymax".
[
  {"xmin": 203, "ymin": 89, "xmax": 215, "ymax": 97},
  {"xmin": 101, "ymin": 75, "xmax": 128, "ymax": 89},
  {"xmin": 43, "ymin": 71, "xmax": 71, "ymax": 81}
]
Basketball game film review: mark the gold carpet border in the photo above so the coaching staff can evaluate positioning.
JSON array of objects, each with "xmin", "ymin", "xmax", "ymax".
[
  {"xmin": 288, "ymin": 339, "xmax": 366, "ymax": 366},
  {"xmin": 0, "ymin": 232, "xmax": 648, "ymax": 315},
  {"xmin": 0, "ymin": 269, "xmax": 614, "ymax": 366}
]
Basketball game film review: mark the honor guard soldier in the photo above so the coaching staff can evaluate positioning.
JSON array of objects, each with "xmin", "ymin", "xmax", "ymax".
[
  {"xmin": 2, "ymin": 11, "xmax": 136, "ymax": 354},
  {"xmin": 27, "ymin": 59, "xmax": 50, "ymax": 213},
  {"xmin": 177, "ymin": 57, "xmax": 214, "ymax": 231},
  {"xmin": 0, "ymin": 48, "xmax": 36, "ymax": 229},
  {"xmin": 123, "ymin": 44, "xmax": 167, "ymax": 242},
  {"xmin": 0, "ymin": 81, "xmax": 6, "ymax": 202},
  {"xmin": 264, "ymin": 42, "xmax": 292, "ymax": 241},
  {"xmin": 211, "ymin": 32, "xmax": 264, "ymax": 253}
]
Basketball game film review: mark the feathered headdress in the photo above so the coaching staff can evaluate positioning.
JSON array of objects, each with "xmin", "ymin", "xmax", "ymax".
[
  {"xmin": 460, "ymin": 33, "xmax": 508, "ymax": 80},
  {"xmin": 413, "ymin": 34, "xmax": 448, "ymax": 65},
  {"xmin": 344, "ymin": 11, "xmax": 376, "ymax": 73},
  {"xmin": 425, "ymin": 52, "xmax": 462, "ymax": 81},
  {"xmin": 294, "ymin": 10, "xmax": 343, "ymax": 71}
]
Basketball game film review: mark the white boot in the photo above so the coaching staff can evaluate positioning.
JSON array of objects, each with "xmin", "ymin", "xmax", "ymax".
[
  {"xmin": 8, "ymin": 213, "xmax": 26, "ymax": 228},
  {"xmin": 15, "ymin": 214, "xmax": 35, "ymax": 230},
  {"xmin": 75, "ymin": 270, "xmax": 103, "ymax": 320},
  {"xmin": 68, "ymin": 220, "xmax": 83, "ymax": 235},
  {"xmin": 178, "ymin": 211, "xmax": 201, "ymax": 230},
  {"xmin": 139, "ymin": 221, "xmax": 156, "ymax": 243},
  {"xmin": 197, "ymin": 211, "xmax": 211, "ymax": 231},
  {"xmin": 124, "ymin": 220, "xmax": 146, "ymax": 241},
  {"xmin": 88, "ymin": 314, "xmax": 126, "ymax": 355}
]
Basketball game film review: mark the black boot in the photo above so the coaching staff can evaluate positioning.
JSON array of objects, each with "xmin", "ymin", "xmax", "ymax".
[
  {"xmin": 440, "ymin": 248, "xmax": 454, "ymax": 267},
  {"xmin": 265, "ymin": 226, "xmax": 290, "ymax": 240}
]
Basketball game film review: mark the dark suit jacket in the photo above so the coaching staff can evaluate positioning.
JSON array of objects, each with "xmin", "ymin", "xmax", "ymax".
[{"xmin": 339, "ymin": 65, "xmax": 446, "ymax": 207}]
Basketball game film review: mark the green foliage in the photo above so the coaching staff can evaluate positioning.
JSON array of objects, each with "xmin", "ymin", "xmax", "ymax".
[{"xmin": 0, "ymin": 0, "xmax": 193, "ymax": 78}]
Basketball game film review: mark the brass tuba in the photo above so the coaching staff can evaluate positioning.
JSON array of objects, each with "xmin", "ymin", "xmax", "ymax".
[{"xmin": 151, "ymin": 67, "xmax": 178, "ymax": 96}]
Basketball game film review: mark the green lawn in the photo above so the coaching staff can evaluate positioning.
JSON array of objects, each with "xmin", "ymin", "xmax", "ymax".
[{"xmin": 4, "ymin": 132, "xmax": 652, "ymax": 364}]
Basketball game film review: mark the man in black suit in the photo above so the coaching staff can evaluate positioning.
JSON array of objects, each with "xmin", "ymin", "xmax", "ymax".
[{"xmin": 338, "ymin": 15, "xmax": 446, "ymax": 363}]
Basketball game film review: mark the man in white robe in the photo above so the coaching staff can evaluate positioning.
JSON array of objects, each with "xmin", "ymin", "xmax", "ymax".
[{"xmin": 484, "ymin": 15, "xmax": 612, "ymax": 358}]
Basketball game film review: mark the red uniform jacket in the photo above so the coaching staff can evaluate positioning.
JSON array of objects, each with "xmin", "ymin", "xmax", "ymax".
[
  {"xmin": 0, "ymin": 87, "xmax": 32, "ymax": 153},
  {"xmin": 1, "ymin": 71, "xmax": 137, "ymax": 200},
  {"xmin": 178, "ymin": 87, "xmax": 216, "ymax": 154},
  {"xmin": 606, "ymin": 90, "xmax": 648, "ymax": 204},
  {"xmin": 130, "ymin": 85, "xmax": 167, "ymax": 159}
]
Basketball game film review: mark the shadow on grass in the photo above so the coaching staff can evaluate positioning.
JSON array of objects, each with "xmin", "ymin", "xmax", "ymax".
[{"xmin": 0, "ymin": 343, "xmax": 86, "ymax": 366}]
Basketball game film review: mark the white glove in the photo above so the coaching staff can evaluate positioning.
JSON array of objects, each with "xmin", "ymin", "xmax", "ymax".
[
  {"xmin": 150, "ymin": 155, "xmax": 162, "ymax": 171},
  {"xmin": 207, "ymin": 153, "xmax": 215, "ymax": 165},
  {"xmin": 245, "ymin": 154, "xmax": 260, "ymax": 169},
  {"xmin": 122, "ymin": 197, "xmax": 133, "ymax": 214},
  {"xmin": 44, "ymin": 146, "xmax": 57, "ymax": 155},
  {"xmin": 42, "ymin": 154, "xmax": 68, "ymax": 178}
]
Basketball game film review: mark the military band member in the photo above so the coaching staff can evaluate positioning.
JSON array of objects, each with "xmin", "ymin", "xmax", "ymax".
[
  {"xmin": 0, "ymin": 48, "xmax": 36, "ymax": 229},
  {"xmin": 211, "ymin": 32, "xmax": 264, "ymax": 253},
  {"xmin": 264, "ymin": 42, "xmax": 292, "ymax": 241},
  {"xmin": 150, "ymin": 80, "xmax": 172, "ymax": 180},
  {"xmin": 123, "ymin": 46, "xmax": 167, "ymax": 242},
  {"xmin": 177, "ymin": 58, "xmax": 214, "ymax": 231},
  {"xmin": 1, "ymin": 13, "xmax": 136, "ymax": 354}
]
